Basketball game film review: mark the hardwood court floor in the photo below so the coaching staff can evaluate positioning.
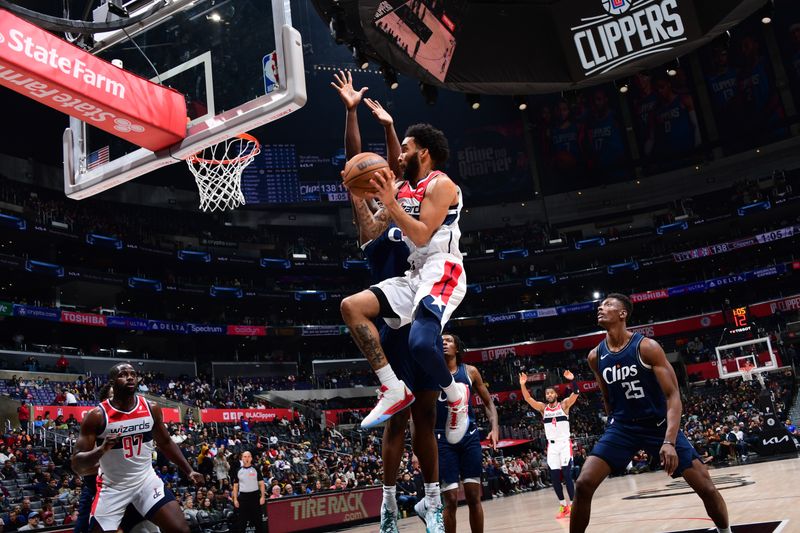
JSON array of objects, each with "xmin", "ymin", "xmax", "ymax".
[{"xmin": 341, "ymin": 458, "xmax": 799, "ymax": 532}]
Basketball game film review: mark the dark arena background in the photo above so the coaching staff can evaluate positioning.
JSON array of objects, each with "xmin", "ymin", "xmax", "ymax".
[{"xmin": 0, "ymin": 0, "xmax": 799, "ymax": 532}]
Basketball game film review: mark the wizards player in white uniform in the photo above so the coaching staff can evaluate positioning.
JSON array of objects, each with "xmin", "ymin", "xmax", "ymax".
[
  {"xmin": 570, "ymin": 294, "xmax": 731, "ymax": 533},
  {"xmin": 72, "ymin": 363, "xmax": 204, "ymax": 533},
  {"xmin": 519, "ymin": 375, "xmax": 579, "ymax": 518},
  {"xmin": 341, "ymin": 123, "xmax": 470, "ymax": 447},
  {"xmin": 331, "ymin": 71, "xmax": 444, "ymax": 533}
]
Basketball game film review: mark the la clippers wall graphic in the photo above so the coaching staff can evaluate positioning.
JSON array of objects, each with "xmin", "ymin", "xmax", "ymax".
[{"xmin": 560, "ymin": 0, "xmax": 701, "ymax": 79}]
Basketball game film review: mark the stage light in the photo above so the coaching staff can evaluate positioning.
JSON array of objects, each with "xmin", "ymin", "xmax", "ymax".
[
  {"xmin": 666, "ymin": 58, "xmax": 680, "ymax": 77},
  {"xmin": 467, "ymin": 93, "xmax": 480, "ymax": 110},
  {"xmin": 513, "ymin": 95, "xmax": 528, "ymax": 110},
  {"xmin": 382, "ymin": 66, "xmax": 399, "ymax": 89},
  {"xmin": 351, "ymin": 46, "xmax": 369, "ymax": 69},
  {"xmin": 760, "ymin": 0, "xmax": 774, "ymax": 24}
]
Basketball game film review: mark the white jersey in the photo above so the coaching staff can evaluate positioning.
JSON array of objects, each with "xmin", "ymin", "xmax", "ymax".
[
  {"xmin": 542, "ymin": 402, "xmax": 571, "ymax": 441},
  {"xmin": 97, "ymin": 395, "xmax": 157, "ymax": 488},
  {"xmin": 396, "ymin": 171, "xmax": 463, "ymax": 268}
]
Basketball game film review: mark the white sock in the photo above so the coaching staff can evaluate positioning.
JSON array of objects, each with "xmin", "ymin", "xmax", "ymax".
[
  {"xmin": 424, "ymin": 482, "xmax": 440, "ymax": 508},
  {"xmin": 717, "ymin": 528, "xmax": 732, "ymax": 533},
  {"xmin": 442, "ymin": 378, "xmax": 462, "ymax": 403},
  {"xmin": 559, "ymin": 499, "xmax": 566, "ymax": 506},
  {"xmin": 382, "ymin": 485, "xmax": 397, "ymax": 512},
  {"xmin": 376, "ymin": 365, "xmax": 401, "ymax": 389}
]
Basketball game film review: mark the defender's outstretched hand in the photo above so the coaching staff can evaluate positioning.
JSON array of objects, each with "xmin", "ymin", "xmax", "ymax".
[
  {"xmin": 331, "ymin": 70, "xmax": 367, "ymax": 110},
  {"xmin": 365, "ymin": 98, "xmax": 394, "ymax": 126}
]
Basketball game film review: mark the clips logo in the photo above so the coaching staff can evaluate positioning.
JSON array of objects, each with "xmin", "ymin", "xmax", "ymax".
[
  {"xmin": 570, "ymin": 0, "xmax": 687, "ymax": 77},
  {"xmin": 602, "ymin": 0, "xmax": 631, "ymax": 16}
]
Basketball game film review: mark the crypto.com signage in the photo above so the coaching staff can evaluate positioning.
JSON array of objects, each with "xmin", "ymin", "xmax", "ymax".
[
  {"xmin": 0, "ymin": 9, "xmax": 186, "ymax": 151},
  {"xmin": 559, "ymin": 0, "xmax": 701, "ymax": 78}
]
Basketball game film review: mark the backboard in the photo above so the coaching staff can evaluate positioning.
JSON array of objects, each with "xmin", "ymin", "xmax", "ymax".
[
  {"xmin": 63, "ymin": 0, "xmax": 306, "ymax": 200},
  {"xmin": 714, "ymin": 337, "xmax": 778, "ymax": 380}
]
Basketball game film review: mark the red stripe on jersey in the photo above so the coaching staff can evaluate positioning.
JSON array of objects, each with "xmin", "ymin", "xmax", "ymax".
[
  {"xmin": 90, "ymin": 475, "xmax": 102, "ymax": 516},
  {"xmin": 103, "ymin": 396, "xmax": 150, "ymax": 422},
  {"xmin": 429, "ymin": 262, "xmax": 462, "ymax": 304},
  {"xmin": 396, "ymin": 171, "xmax": 445, "ymax": 201}
]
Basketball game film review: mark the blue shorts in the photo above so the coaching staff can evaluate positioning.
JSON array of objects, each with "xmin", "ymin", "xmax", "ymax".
[
  {"xmin": 436, "ymin": 428, "xmax": 483, "ymax": 487},
  {"xmin": 589, "ymin": 418, "xmax": 701, "ymax": 478},
  {"xmin": 381, "ymin": 324, "xmax": 438, "ymax": 393}
]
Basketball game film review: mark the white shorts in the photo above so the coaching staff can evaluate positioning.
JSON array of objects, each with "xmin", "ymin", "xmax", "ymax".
[
  {"xmin": 546, "ymin": 439, "xmax": 573, "ymax": 470},
  {"xmin": 91, "ymin": 470, "xmax": 172, "ymax": 531},
  {"xmin": 372, "ymin": 253, "xmax": 465, "ymax": 330}
]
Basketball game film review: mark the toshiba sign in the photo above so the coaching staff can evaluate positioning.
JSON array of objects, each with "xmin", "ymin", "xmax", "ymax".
[{"xmin": 0, "ymin": 9, "xmax": 186, "ymax": 152}]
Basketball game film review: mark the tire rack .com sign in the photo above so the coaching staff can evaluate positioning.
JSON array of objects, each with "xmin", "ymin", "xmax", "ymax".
[
  {"xmin": 558, "ymin": 0, "xmax": 700, "ymax": 78},
  {"xmin": 266, "ymin": 487, "xmax": 381, "ymax": 533}
]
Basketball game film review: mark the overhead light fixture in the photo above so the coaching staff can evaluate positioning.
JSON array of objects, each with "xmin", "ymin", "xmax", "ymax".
[
  {"xmin": 513, "ymin": 95, "xmax": 528, "ymax": 110},
  {"xmin": 208, "ymin": 12, "xmax": 222, "ymax": 22},
  {"xmin": 666, "ymin": 58, "xmax": 680, "ymax": 77},
  {"xmin": 467, "ymin": 93, "xmax": 480, "ymax": 110},
  {"xmin": 760, "ymin": 0, "xmax": 774, "ymax": 24},
  {"xmin": 419, "ymin": 82, "xmax": 438, "ymax": 105},
  {"xmin": 382, "ymin": 66, "xmax": 399, "ymax": 89},
  {"xmin": 592, "ymin": 291, "xmax": 601, "ymax": 300},
  {"xmin": 351, "ymin": 45, "xmax": 369, "ymax": 69},
  {"xmin": 617, "ymin": 79, "xmax": 629, "ymax": 94}
]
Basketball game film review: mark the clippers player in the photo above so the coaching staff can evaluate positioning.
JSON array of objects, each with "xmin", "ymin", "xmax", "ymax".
[
  {"xmin": 340, "ymin": 123, "xmax": 470, "ymax": 444},
  {"xmin": 431, "ymin": 334, "xmax": 498, "ymax": 533},
  {"xmin": 332, "ymin": 71, "xmax": 443, "ymax": 533},
  {"xmin": 72, "ymin": 363, "xmax": 204, "ymax": 533},
  {"xmin": 519, "ymin": 374, "xmax": 579, "ymax": 519},
  {"xmin": 570, "ymin": 294, "xmax": 730, "ymax": 533}
]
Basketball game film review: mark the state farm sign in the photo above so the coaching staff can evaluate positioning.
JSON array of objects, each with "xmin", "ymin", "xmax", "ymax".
[{"xmin": 0, "ymin": 10, "xmax": 186, "ymax": 152}]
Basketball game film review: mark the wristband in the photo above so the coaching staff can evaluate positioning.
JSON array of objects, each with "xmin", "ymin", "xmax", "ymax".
[{"xmin": 662, "ymin": 440, "xmax": 675, "ymax": 447}]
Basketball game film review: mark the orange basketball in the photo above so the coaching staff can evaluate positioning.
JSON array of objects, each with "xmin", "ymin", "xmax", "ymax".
[{"xmin": 342, "ymin": 152, "xmax": 389, "ymax": 195}]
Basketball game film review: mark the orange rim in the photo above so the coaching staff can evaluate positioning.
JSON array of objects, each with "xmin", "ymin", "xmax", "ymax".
[{"xmin": 187, "ymin": 133, "xmax": 261, "ymax": 165}]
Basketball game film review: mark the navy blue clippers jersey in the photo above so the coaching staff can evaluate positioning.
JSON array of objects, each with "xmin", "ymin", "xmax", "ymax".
[
  {"xmin": 435, "ymin": 363, "xmax": 476, "ymax": 434},
  {"xmin": 597, "ymin": 332, "xmax": 666, "ymax": 423},
  {"xmin": 363, "ymin": 225, "xmax": 409, "ymax": 284}
]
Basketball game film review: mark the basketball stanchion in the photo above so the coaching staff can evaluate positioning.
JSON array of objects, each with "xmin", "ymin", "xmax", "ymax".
[{"xmin": 185, "ymin": 134, "xmax": 260, "ymax": 212}]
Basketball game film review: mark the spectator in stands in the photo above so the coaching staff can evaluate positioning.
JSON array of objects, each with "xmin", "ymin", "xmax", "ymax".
[
  {"xmin": 268, "ymin": 485, "xmax": 281, "ymax": 499},
  {"xmin": 396, "ymin": 472, "xmax": 416, "ymax": 511},
  {"xmin": 16, "ymin": 402, "xmax": 29, "ymax": 429},
  {"xmin": 56, "ymin": 355, "xmax": 69, "ymax": 373},
  {"xmin": 1, "ymin": 461, "xmax": 17, "ymax": 479},
  {"xmin": 17, "ymin": 511, "xmax": 41, "ymax": 531},
  {"xmin": 22, "ymin": 357, "xmax": 39, "ymax": 372},
  {"xmin": 65, "ymin": 388, "xmax": 78, "ymax": 406},
  {"xmin": 214, "ymin": 447, "xmax": 230, "ymax": 489}
]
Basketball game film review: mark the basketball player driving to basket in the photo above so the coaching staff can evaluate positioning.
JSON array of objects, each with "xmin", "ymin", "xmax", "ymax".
[{"xmin": 72, "ymin": 363, "xmax": 204, "ymax": 533}]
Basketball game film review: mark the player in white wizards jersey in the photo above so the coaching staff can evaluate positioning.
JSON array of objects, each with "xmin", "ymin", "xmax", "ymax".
[
  {"xmin": 341, "ymin": 123, "xmax": 471, "ymax": 453},
  {"xmin": 72, "ymin": 363, "xmax": 204, "ymax": 533},
  {"xmin": 519, "ymin": 373, "xmax": 580, "ymax": 519}
]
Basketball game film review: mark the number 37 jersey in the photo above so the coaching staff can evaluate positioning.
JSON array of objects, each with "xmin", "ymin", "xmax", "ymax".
[
  {"xmin": 597, "ymin": 332, "xmax": 667, "ymax": 423},
  {"xmin": 97, "ymin": 395, "xmax": 156, "ymax": 487}
]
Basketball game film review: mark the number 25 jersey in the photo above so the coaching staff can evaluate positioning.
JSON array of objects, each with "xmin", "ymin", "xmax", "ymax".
[
  {"xmin": 597, "ymin": 332, "xmax": 667, "ymax": 423},
  {"xmin": 97, "ymin": 395, "xmax": 156, "ymax": 487}
]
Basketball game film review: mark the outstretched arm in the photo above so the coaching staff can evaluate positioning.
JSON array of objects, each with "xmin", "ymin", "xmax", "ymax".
[
  {"xmin": 640, "ymin": 338, "xmax": 682, "ymax": 476},
  {"xmin": 150, "ymin": 402, "xmax": 204, "ymax": 484},
  {"xmin": 350, "ymin": 199, "xmax": 392, "ymax": 246},
  {"xmin": 587, "ymin": 349, "xmax": 611, "ymax": 416},
  {"xmin": 71, "ymin": 408, "xmax": 114, "ymax": 476},
  {"xmin": 365, "ymin": 98, "xmax": 401, "ymax": 177},
  {"xmin": 518, "ymin": 373, "xmax": 545, "ymax": 414},
  {"xmin": 562, "ymin": 390, "xmax": 580, "ymax": 413},
  {"xmin": 469, "ymin": 365, "xmax": 499, "ymax": 449},
  {"xmin": 331, "ymin": 70, "xmax": 367, "ymax": 159}
]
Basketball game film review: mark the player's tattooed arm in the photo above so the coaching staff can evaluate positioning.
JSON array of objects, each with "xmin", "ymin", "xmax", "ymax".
[
  {"xmin": 351, "ymin": 200, "xmax": 392, "ymax": 246},
  {"xmin": 351, "ymin": 323, "xmax": 388, "ymax": 370},
  {"xmin": 518, "ymin": 372, "xmax": 546, "ymax": 414},
  {"xmin": 587, "ymin": 349, "xmax": 612, "ymax": 416}
]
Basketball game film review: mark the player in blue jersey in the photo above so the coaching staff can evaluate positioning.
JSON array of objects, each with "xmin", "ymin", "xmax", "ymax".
[
  {"xmin": 647, "ymin": 76, "xmax": 701, "ymax": 159},
  {"xmin": 331, "ymin": 71, "xmax": 444, "ymax": 533},
  {"xmin": 570, "ymin": 293, "xmax": 730, "ymax": 533},
  {"xmin": 427, "ymin": 333, "xmax": 498, "ymax": 533}
]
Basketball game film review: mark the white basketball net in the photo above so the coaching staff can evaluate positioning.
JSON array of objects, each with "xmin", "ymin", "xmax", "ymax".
[{"xmin": 186, "ymin": 135, "xmax": 260, "ymax": 212}]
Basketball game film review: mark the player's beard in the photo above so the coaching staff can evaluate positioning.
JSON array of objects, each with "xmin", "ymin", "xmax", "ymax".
[{"xmin": 403, "ymin": 151, "xmax": 421, "ymax": 183}]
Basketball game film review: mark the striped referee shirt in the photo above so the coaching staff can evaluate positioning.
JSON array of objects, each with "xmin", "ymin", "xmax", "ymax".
[{"xmin": 234, "ymin": 466, "xmax": 262, "ymax": 493}]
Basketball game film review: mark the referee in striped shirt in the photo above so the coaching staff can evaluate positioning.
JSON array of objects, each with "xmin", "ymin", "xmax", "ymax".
[{"xmin": 232, "ymin": 451, "xmax": 266, "ymax": 533}]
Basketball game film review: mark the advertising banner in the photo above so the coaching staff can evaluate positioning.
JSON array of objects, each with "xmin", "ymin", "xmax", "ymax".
[
  {"xmin": 0, "ymin": 10, "xmax": 186, "ymax": 151},
  {"xmin": 13, "ymin": 304, "xmax": 60, "ymax": 321},
  {"xmin": 33, "ymin": 405, "xmax": 181, "ymax": 423},
  {"xmin": 266, "ymin": 487, "xmax": 381, "ymax": 533},
  {"xmin": 199, "ymin": 408, "xmax": 294, "ymax": 424},
  {"xmin": 61, "ymin": 310, "xmax": 107, "ymax": 327},
  {"xmin": 226, "ymin": 325, "xmax": 268, "ymax": 336}
]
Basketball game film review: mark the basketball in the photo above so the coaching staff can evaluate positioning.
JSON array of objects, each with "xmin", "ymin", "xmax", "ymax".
[{"xmin": 342, "ymin": 152, "xmax": 389, "ymax": 195}]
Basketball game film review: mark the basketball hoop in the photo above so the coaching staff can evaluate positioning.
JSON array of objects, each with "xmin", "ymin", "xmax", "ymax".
[
  {"xmin": 185, "ymin": 134, "xmax": 260, "ymax": 212},
  {"xmin": 740, "ymin": 363, "xmax": 754, "ymax": 382}
]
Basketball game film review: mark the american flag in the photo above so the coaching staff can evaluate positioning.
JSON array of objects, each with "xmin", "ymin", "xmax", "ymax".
[{"xmin": 86, "ymin": 146, "xmax": 110, "ymax": 170}]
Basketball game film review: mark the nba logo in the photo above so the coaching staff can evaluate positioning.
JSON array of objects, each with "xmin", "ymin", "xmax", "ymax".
[{"xmin": 602, "ymin": 0, "xmax": 631, "ymax": 16}]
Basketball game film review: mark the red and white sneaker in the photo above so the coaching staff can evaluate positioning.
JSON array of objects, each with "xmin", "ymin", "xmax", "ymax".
[
  {"xmin": 360, "ymin": 381, "xmax": 414, "ymax": 429},
  {"xmin": 556, "ymin": 505, "xmax": 569, "ymax": 519},
  {"xmin": 445, "ymin": 382, "xmax": 470, "ymax": 444}
]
